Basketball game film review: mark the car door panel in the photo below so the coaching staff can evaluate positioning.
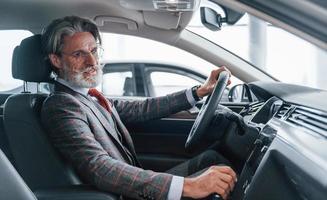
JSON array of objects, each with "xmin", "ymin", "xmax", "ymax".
[
  {"xmin": 127, "ymin": 114, "xmax": 212, "ymax": 172},
  {"xmin": 123, "ymin": 99, "xmax": 249, "ymax": 172},
  {"xmin": 126, "ymin": 107, "xmax": 229, "ymax": 172}
]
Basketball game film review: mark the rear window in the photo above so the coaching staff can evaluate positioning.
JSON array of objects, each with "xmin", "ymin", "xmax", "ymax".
[{"xmin": 0, "ymin": 30, "xmax": 33, "ymax": 92}]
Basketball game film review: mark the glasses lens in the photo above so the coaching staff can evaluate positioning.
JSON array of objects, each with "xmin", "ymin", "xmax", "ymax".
[{"xmin": 97, "ymin": 45, "xmax": 104, "ymax": 58}]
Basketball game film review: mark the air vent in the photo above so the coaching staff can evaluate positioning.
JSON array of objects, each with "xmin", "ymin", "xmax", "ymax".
[
  {"xmin": 286, "ymin": 107, "xmax": 327, "ymax": 137},
  {"xmin": 275, "ymin": 103, "xmax": 292, "ymax": 119}
]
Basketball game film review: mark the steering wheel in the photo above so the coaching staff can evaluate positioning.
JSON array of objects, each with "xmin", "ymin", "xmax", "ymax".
[{"xmin": 185, "ymin": 71, "xmax": 229, "ymax": 150}]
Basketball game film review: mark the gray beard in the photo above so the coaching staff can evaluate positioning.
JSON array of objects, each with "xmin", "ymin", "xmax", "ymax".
[{"xmin": 60, "ymin": 64, "xmax": 103, "ymax": 88}]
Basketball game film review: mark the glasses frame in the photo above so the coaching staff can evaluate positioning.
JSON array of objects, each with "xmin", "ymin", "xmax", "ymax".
[{"xmin": 60, "ymin": 44, "xmax": 104, "ymax": 62}]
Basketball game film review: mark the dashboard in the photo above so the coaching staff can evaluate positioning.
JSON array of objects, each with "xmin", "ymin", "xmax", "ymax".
[{"xmin": 228, "ymin": 82, "xmax": 327, "ymax": 200}]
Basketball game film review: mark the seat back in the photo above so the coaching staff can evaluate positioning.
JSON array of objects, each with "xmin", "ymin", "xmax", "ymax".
[
  {"xmin": 123, "ymin": 77, "xmax": 135, "ymax": 96},
  {"xmin": 0, "ymin": 104, "xmax": 14, "ymax": 163},
  {"xmin": 3, "ymin": 35, "xmax": 81, "ymax": 190}
]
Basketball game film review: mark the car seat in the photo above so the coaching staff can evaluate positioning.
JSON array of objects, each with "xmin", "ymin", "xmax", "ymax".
[
  {"xmin": 3, "ymin": 34, "xmax": 81, "ymax": 190},
  {"xmin": 123, "ymin": 77, "xmax": 135, "ymax": 96},
  {"xmin": 3, "ymin": 34, "xmax": 119, "ymax": 200}
]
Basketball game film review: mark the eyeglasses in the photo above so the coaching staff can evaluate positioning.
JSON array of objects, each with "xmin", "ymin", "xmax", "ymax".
[{"xmin": 60, "ymin": 45, "xmax": 104, "ymax": 61}]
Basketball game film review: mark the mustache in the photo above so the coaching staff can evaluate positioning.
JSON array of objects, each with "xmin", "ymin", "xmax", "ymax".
[{"xmin": 80, "ymin": 65, "xmax": 103, "ymax": 73}]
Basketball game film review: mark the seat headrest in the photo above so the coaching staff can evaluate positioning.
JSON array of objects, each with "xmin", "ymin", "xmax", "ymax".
[{"xmin": 12, "ymin": 34, "xmax": 52, "ymax": 82}]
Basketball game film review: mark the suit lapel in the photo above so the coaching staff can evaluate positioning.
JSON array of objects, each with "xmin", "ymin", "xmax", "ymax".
[
  {"xmin": 110, "ymin": 106, "xmax": 141, "ymax": 166},
  {"xmin": 110, "ymin": 108, "xmax": 134, "ymax": 149},
  {"xmin": 54, "ymin": 82, "xmax": 139, "ymax": 166},
  {"xmin": 54, "ymin": 83, "xmax": 122, "ymax": 149}
]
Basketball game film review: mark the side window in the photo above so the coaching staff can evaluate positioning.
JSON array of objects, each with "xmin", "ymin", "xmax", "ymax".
[
  {"xmin": 100, "ymin": 33, "xmax": 244, "ymax": 100},
  {"xmin": 0, "ymin": 30, "xmax": 33, "ymax": 92},
  {"xmin": 149, "ymin": 71, "xmax": 202, "ymax": 97},
  {"xmin": 101, "ymin": 64, "xmax": 136, "ymax": 96},
  {"xmin": 100, "ymin": 32, "xmax": 218, "ymax": 82}
]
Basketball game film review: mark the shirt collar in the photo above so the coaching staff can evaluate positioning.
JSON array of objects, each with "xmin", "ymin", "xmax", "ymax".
[{"xmin": 56, "ymin": 78, "xmax": 89, "ymax": 96}]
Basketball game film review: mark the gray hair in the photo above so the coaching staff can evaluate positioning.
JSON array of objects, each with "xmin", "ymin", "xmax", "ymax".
[{"xmin": 41, "ymin": 16, "xmax": 101, "ymax": 56}]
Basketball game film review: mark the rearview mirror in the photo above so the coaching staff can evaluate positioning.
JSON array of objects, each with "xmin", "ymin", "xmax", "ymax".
[
  {"xmin": 200, "ymin": 7, "xmax": 224, "ymax": 31},
  {"xmin": 200, "ymin": 5, "xmax": 244, "ymax": 31}
]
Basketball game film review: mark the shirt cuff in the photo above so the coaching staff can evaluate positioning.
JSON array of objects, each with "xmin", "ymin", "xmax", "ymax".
[
  {"xmin": 167, "ymin": 176, "xmax": 184, "ymax": 200},
  {"xmin": 186, "ymin": 88, "xmax": 197, "ymax": 107}
]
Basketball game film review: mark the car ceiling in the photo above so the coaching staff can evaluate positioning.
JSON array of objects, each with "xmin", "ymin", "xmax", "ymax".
[
  {"xmin": 1, "ymin": 0, "xmax": 326, "ymax": 49},
  {"xmin": 0, "ymin": 0, "xmax": 325, "ymax": 83},
  {"xmin": 0, "ymin": 0, "xmax": 277, "ymax": 83},
  {"xmin": 0, "ymin": 0, "xmax": 194, "ymax": 43}
]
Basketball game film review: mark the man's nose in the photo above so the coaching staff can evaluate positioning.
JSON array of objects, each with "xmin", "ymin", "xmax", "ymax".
[{"xmin": 85, "ymin": 52, "xmax": 98, "ymax": 65}]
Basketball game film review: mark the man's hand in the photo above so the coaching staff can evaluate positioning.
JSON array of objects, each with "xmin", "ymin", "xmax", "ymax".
[
  {"xmin": 182, "ymin": 166, "xmax": 237, "ymax": 200},
  {"xmin": 197, "ymin": 66, "xmax": 232, "ymax": 98}
]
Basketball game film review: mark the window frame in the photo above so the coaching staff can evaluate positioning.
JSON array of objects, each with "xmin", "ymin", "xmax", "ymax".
[
  {"xmin": 101, "ymin": 63, "xmax": 137, "ymax": 97},
  {"xmin": 143, "ymin": 64, "xmax": 206, "ymax": 97}
]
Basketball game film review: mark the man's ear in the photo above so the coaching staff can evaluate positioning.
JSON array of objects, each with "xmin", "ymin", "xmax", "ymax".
[{"xmin": 49, "ymin": 54, "xmax": 62, "ymax": 70}]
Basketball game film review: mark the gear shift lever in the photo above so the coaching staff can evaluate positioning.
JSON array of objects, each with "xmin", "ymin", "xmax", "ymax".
[{"xmin": 211, "ymin": 194, "xmax": 223, "ymax": 200}]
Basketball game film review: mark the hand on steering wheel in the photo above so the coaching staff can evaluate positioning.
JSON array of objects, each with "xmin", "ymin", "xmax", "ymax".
[{"xmin": 185, "ymin": 70, "xmax": 230, "ymax": 150}]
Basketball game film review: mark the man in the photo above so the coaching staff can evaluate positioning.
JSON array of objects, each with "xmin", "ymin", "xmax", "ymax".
[{"xmin": 41, "ymin": 16, "xmax": 237, "ymax": 200}]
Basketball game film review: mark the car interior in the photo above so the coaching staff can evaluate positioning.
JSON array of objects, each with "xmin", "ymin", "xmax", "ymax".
[{"xmin": 0, "ymin": 0, "xmax": 326, "ymax": 200}]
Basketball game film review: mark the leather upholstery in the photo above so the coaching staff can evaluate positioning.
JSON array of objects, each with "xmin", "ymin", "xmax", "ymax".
[
  {"xmin": 3, "ymin": 33, "xmax": 127, "ymax": 200},
  {"xmin": 0, "ymin": 148, "xmax": 116, "ymax": 200},
  {"xmin": 3, "ymin": 34, "xmax": 121, "ymax": 199},
  {"xmin": 0, "ymin": 149, "xmax": 37, "ymax": 200},
  {"xmin": 4, "ymin": 34, "xmax": 82, "ymax": 190},
  {"xmin": 4, "ymin": 94, "xmax": 82, "ymax": 189},
  {"xmin": 11, "ymin": 34, "xmax": 52, "ymax": 82}
]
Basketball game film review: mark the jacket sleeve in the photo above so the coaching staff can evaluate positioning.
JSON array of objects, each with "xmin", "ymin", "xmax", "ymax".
[
  {"xmin": 112, "ymin": 90, "xmax": 192, "ymax": 124},
  {"xmin": 41, "ymin": 93, "xmax": 173, "ymax": 200}
]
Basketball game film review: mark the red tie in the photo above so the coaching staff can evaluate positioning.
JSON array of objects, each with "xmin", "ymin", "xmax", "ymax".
[{"xmin": 88, "ymin": 88, "xmax": 112, "ymax": 113}]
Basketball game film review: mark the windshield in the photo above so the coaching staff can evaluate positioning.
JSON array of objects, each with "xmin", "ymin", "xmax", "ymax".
[{"xmin": 186, "ymin": 0, "xmax": 327, "ymax": 90}]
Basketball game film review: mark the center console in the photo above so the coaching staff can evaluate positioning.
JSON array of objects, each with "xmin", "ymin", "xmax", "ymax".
[{"xmin": 231, "ymin": 124, "xmax": 277, "ymax": 200}]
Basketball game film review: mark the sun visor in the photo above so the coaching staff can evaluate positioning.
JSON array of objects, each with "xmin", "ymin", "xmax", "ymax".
[
  {"xmin": 120, "ymin": 0, "xmax": 201, "ymax": 12},
  {"xmin": 94, "ymin": 16, "xmax": 138, "ymax": 30},
  {"xmin": 143, "ymin": 11, "xmax": 182, "ymax": 30}
]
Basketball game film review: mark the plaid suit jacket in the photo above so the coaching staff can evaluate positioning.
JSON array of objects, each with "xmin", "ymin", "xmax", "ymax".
[{"xmin": 41, "ymin": 82, "xmax": 192, "ymax": 200}]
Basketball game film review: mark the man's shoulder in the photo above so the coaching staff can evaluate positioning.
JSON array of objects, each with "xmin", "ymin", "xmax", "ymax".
[
  {"xmin": 44, "ymin": 91, "xmax": 74, "ymax": 103},
  {"xmin": 42, "ymin": 91, "xmax": 83, "ymax": 111}
]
